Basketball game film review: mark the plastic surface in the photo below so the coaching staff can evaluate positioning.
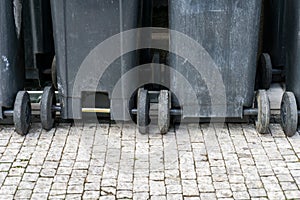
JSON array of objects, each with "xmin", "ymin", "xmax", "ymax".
[
  {"xmin": 285, "ymin": 0, "xmax": 300, "ymax": 106},
  {"xmin": 0, "ymin": 0, "xmax": 25, "ymax": 119},
  {"xmin": 169, "ymin": 0, "xmax": 262, "ymax": 118},
  {"xmin": 51, "ymin": 0, "xmax": 140, "ymax": 120}
]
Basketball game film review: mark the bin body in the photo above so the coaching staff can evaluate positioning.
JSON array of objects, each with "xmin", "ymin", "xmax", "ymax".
[
  {"xmin": 0, "ymin": 0, "xmax": 25, "ymax": 119},
  {"xmin": 169, "ymin": 0, "xmax": 262, "ymax": 118},
  {"xmin": 51, "ymin": 0, "xmax": 140, "ymax": 120},
  {"xmin": 263, "ymin": 0, "xmax": 285, "ymax": 68},
  {"xmin": 23, "ymin": 0, "xmax": 54, "ymax": 84},
  {"xmin": 285, "ymin": 0, "xmax": 300, "ymax": 105}
]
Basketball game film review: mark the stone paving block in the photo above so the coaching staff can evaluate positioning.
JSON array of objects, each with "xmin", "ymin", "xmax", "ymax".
[
  {"xmin": 100, "ymin": 186, "xmax": 116, "ymax": 196},
  {"xmin": 31, "ymin": 193, "xmax": 49, "ymax": 200},
  {"xmin": 3, "ymin": 176, "xmax": 21, "ymax": 186},
  {"xmin": 49, "ymin": 189, "xmax": 67, "ymax": 196},
  {"xmin": 116, "ymin": 190, "xmax": 132, "ymax": 199},
  {"xmin": 22, "ymin": 173, "xmax": 39, "ymax": 182},
  {"xmin": 14, "ymin": 189, "xmax": 32, "ymax": 199},
  {"xmin": 267, "ymin": 191, "xmax": 285, "ymax": 200},
  {"xmin": 25, "ymin": 165, "xmax": 42, "ymax": 173},
  {"xmin": 284, "ymin": 190, "xmax": 300, "ymax": 199},
  {"xmin": 48, "ymin": 194, "xmax": 66, "ymax": 199},
  {"xmin": 0, "ymin": 194, "xmax": 13, "ymax": 200},
  {"xmin": 183, "ymin": 197, "xmax": 200, "ymax": 200},
  {"xmin": 133, "ymin": 192, "xmax": 149, "ymax": 200},
  {"xmin": 150, "ymin": 181, "xmax": 166, "ymax": 196},
  {"xmin": 67, "ymin": 185, "xmax": 84, "ymax": 194},
  {"xmin": 181, "ymin": 180, "xmax": 199, "ymax": 196},
  {"xmin": 232, "ymin": 191, "xmax": 250, "ymax": 199},
  {"xmin": 200, "ymin": 193, "xmax": 216, "ymax": 200},
  {"xmin": 0, "ymin": 123, "xmax": 300, "ymax": 199},
  {"xmin": 51, "ymin": 182, "xmax": 68, "ymax": 190},
  {"xmin": 213, "ymin": 181, "xmax": 230, "ymax": 190},
  {"xmin": 85, "ymin": 182, "xmax": 101, "ymax": 191},
  {"xmin": 65, "ymin": 194, "xmax": 82, "ymax": 200},
  {"xmin": 83, "ymin": 190, "xmax": 101, "ymax": 199},
  {"xmin": 0, "ymin": 163, "xmax": 12, "ymax": 172},
  {"xmin": 216, "ymin": 189, "xmax": 233, "ymax": 198},
  {"xmin": 248, "ymin": 188, "xmax": 267, "ymax": 198},
  {"xmin": 280, "ymin": 181, "xmax": 299, "ymax": 191},
  {"xmin": 40, "ymin": 168, "xmax": 56, "ymax": 177},
  {"xmin": 166, "ymin": 184, "xmax": 182, "ymax": 194},
  {"xmin": 18, "ymin": 181, "xmax": 35, "ymax": 190},
  {"xmin": 0, "ymin": 185, "xmax": 17, "ymax": 195}
]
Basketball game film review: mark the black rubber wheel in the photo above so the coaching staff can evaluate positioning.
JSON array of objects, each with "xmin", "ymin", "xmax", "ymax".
[
  {"xmin": 51, "ymin": 56, "xmax": 58, "ymax": 89},
  {"xmin": 13, "ymin": 91, "xmax": 31, "ymax": 135},
  {"xmin": 158, "ymin": 90, "xmax": 170, "ymax": 134},
  {"xmin": 137, "ymin": 88, "xmax": 150, "ymax": 134},
  {"xmin": 41, "ymin": 86, "xmax": 56, "ymax": 130},
  {"xmin": 259, "ymin": 53, "xmax": 272, "ymax": 89},
  {"xmin": 281, "ymin": 92, "xmax": 298, "ymax": 137},
  {"xmin": 255, "ymin": 90, "xmax": 270, "ymax": 134}
]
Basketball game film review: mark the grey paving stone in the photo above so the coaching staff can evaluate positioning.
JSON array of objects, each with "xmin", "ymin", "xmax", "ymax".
[
  {"xmin": 133, "ymin": 192, "xmax": 149, "ymax": 200},
  {"xmin": 216, "ymin": 189, "xmax": 233, "ymax": 198},
  {"xmin": 150, "ymin": 181, "xmax": 165, "ymax": 196},
  {"xmin": 166, "ymin": 184, "xmax": 182, "ymax": 194},
  {"xmin": 248, "ymin": 188, "xmax": 267, "ymax": 198},
  {"xmin": 82, "ymin": 190, "xmax": 100, "ymax": 199},
  {"xmin": 232, "ymin": 191, "xmax": 250, "ymax": 200},
  {"xmin": 14, "ymin": 189, "xmax": 32, "ymax": 199},
  {"xmin": 284, "ymin": 190, "xmax": 300, "ymax": 199},
  {"xmin": 267, "ymin": 191, "xmax": 285, "ymax": 200},
  {"xmin": 116, "ymin": 190, "xmax": 132, "ymax": 199},
  {"xmin": 31, "ymin": 193, "xmax": 49, "ymax": 200},
  {"xmin": 67, "ymin": 185, "xmax": 84, "ymax": 194},
  {"xmin": 0, "ymin": 123, "xmax": 299, "ymax": 199},
  {"xmin": 181, "ymin": 180, "xmax": 199, "ymax": 196}
]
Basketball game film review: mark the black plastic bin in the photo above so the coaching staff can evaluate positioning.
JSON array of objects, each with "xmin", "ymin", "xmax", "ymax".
[
  {"xmin": 258, "ymin": 0, "xmax": 286, "ymax": 89},
  {"xmin": 280, "ymin": 0, "xmax": 300, "ymax": 137},
  {"xmin": 138, "ymin": 0, "xmax": 270, "ymax": 134},
  {"xmin": 41, "ymin": 0, "xmax": 142, "ymax": 130},
  {"xmin": 23, "ymin": 0, "xmax": 55, "ymax": 87},
  {"xmin": 0, "ymin": 0, "xmax": 31, "ymax": 135}
]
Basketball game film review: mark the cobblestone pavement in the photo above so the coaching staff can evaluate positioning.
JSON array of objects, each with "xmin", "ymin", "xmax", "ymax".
[{"xmin": 0, "ymin": 122, "xmax": 299, "ymax": 200}]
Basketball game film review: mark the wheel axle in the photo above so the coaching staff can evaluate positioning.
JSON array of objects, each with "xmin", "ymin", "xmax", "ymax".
[
  {"xmin": 131, "ymin": 108, "xmax": 182, "ymax": 116},
  {"xmin": 3, "ymin": 110, "xmax": 13, "ymax": 116},
  {"xmin": 244, "ymin": 108, "xmax": 258, "ymax": 116}
]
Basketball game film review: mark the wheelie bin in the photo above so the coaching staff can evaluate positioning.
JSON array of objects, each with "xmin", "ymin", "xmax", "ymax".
[
  {"xmin": 280, "ymin": 0, "xmax": 300, "ymax": 137},
  {"xmin": 258, "ymin": 0, "xmax": 286, "ymax": 89},
  {"xmin": 0, "ymin": 0, "xmax": 32, "ymax": 135},
  {"xmin": 23, "ymin": 0, "xmax": 55, "ymax": 87},
  {"xmin": 41, "ymin": 0, "xmax": 142, "ymax": 130},
  {"xmin": 136, "ymin": 0, "xmax": 270, "ymax": 134}
]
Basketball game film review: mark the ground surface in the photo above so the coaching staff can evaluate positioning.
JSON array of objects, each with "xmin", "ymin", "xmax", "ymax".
[{"xmin": 0, "ymin": 122, "xmax": 299, "ymax": 200}]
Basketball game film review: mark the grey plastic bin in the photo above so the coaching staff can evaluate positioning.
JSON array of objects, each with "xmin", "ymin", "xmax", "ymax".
[
  {"xmin": 280, "ymin": 0, "xmax": 300, "ymax": 137},
  {"xmin": 159, "ymin": 0, "xmax": 270, "ymax": 133},
  {"xmin": 0, "ymin": 0, "xmax": 31, "ymax": 135},
  {"xmin": 41, "ymin": 0, "xmax": 141, "ymax": 130}
]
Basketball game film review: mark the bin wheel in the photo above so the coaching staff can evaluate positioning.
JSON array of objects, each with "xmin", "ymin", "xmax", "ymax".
[
  {"xmin": 137, "ymin": 88, "xmax": 150, "ymax": 134},
  {"xmin": 259, "ymin": 53, "xmax": 272, "ymax": 89},
  {"xmin": 13, "ymin": 91, "xmax": 31, "ymax": 135},
  {"xmin": 255, "ymin": 90, "xmax": 270, "ymax": 134},
  {"xmin": 41, "ymin": 86, "xmax": 56, "ymax": 130},
  {"xmin": 158, "ymin": 90, "xmax": 170, "ymax": 134},
  {"xmin": 51, "ymin": 56, "xmax": 58, "ymax": 89},
  {"xmin": 281, "ymin": 92, "xmax": 298, "ymax": 137}
]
